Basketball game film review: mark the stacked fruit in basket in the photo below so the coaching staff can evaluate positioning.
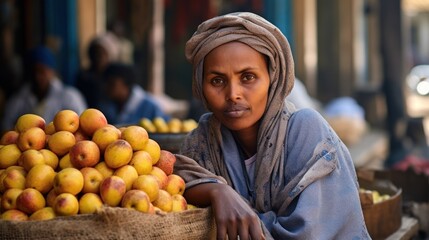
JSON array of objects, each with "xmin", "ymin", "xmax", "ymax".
[{"xmin": 0, "ymin": 108, "xmax": 194, "ymax": 221}]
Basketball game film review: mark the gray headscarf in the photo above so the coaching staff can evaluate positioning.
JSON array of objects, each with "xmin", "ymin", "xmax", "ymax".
[{"xmin": 177, "ymin": 12, "xmax": 296, "ymax": 213}]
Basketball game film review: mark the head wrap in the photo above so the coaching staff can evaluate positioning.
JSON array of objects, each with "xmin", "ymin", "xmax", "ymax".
[
  {"xmin": 30, "ymin": 46, "xmax": 56, "ymax": 70},
  {"xmin": 185, "ymin": 11, "xmax": 294, "ymax": 112},
  {"xmin": 178, "ymin": 12, "xmax": 296, "ymax": 214},
  {"xmin": 96, "ymin": 33, "xmax": 120, "ymax": 62}
]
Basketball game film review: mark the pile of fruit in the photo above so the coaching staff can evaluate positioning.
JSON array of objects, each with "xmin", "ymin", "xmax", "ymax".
[
  {"xmin": 139, "ymin": 117, "xmax": 198, "ymax": 133},
  {"xmin": 0, "ymin": 109, "xmax": 194, "ymax": 222}
]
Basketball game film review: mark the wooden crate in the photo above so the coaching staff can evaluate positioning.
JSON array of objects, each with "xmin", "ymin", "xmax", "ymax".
[{"xmin": 358, "ymin": 171, "xmax": 402, "ymax": 239}]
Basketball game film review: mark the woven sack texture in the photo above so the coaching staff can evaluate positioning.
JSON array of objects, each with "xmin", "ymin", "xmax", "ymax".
[{"xmin": 0, "ymin": 207, "xmax": 216, "ymax": 240}]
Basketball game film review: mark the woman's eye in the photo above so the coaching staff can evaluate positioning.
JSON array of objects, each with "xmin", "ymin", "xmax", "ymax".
[
  {"xmin": 243, "ymin": 74, "xmax": 256, "ymax": 81},
  {"xmin": 211, "ymin": 77, "xmax": 224, "ymax": 86}
]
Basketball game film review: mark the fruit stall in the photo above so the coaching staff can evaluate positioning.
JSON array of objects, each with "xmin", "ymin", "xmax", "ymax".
[{"xmin": 1, "ymin": 108, "xmax": 428, "ymax": 239}]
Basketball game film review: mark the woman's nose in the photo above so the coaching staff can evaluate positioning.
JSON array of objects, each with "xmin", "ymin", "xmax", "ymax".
[{"xmin": 226, "ymin": 80, "xmax": 242, "ymax": 101}]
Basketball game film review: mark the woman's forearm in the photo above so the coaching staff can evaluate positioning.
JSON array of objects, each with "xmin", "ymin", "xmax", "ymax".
[{"xmin": 183, "ymin": 182, "xmax": 224, "ymax": 207}]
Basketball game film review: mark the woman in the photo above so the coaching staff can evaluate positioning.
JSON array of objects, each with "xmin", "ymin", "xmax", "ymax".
[{"xmin": 174, "ymin": 12, "xmax": 370, "ymax": 240}]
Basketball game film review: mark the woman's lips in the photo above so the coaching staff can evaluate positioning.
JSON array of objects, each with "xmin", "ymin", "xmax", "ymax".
[{"xmin": 223, "ymin": 105, "xmax": 249, "ymax": 118}]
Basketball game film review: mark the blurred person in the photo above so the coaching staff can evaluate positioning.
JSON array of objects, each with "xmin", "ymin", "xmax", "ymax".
[
  {"xmin": 1, "ymin": 46, "xmax": 87, "ymax": 132},
  {"xmin": 107, "ymin": 20, "xmax": 134, "ymax": 64},
  {"xmin": 75, "ymin": 36, "xmax": 112, "ymax": 108},
  {"xmin": 99, "ymin": 63, "xmax": 170, "ymax": 125}
]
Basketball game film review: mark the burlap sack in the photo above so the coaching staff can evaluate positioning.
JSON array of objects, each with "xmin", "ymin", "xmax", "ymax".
[{"xmin": 0, "ymin": 207, "xmax": 216, "ymax": 240}]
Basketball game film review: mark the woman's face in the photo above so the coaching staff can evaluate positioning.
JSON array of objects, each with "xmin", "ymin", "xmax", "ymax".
[{"xmin": 203, "ymin": 42, "xmax": 270, "ymax": 133}]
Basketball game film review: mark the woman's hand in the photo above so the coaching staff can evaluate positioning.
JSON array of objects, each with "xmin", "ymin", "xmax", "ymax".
[{"xmin": 184, "ymin": 183, "xmax": 265, "ymax": 240}]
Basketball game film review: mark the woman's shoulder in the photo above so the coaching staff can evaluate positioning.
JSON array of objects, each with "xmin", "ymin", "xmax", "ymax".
[
  {"xmin": 286, "ymin": 108, "xmax": 338, "ymax": 147},
  {"xmin": 288, "ymin": 108, "xmax": 330, "ymax": 133},
  {"xmin": 283, "ymin": 108, "xmax": 343, "ymax": 181},
  {"xmin": 289, "ymin": 108, "xmax": 325, "ymax": 124}
]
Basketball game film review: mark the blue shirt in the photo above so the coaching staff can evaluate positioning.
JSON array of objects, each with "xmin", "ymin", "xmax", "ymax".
[
  {"xmin": 99, "ymin": 85, "xmax": 170, "ymax": 125},
  {"xmin": 179, "ymin": 108, "xmax": 370, "ymax": 239}
]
